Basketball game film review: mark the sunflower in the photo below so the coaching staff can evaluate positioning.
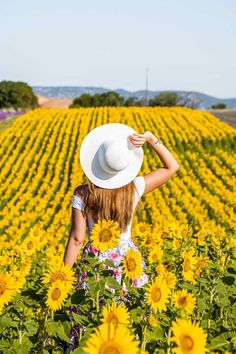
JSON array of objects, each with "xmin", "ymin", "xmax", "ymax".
[
  {"xmin": 196, "ymin": 230, "xmax": 208, "ymax": 246},
  {"xmin": 21, "ymin": 236, "xmax": 40, "ymax": 256},
  {"xmin": 42, "ymin": 263, "xmax": 75, "ymax": 291},
  {"xmin": 46, "ymin": 279, "xmax": 71, "ymax": 311},
  {"xmin": 160, "ymin": 271, "xmax": 177, "ymax": 290},
  {"xmin": 90, "ymin": 219, "xmax": 121, "ymax": 252},
  {"xmin": 145, "ymin": 276, "xmax": 171, "ymax": 313},
  {"xmin": 181, "ymin": 249, "xmax": 198, "ymax": 284},
  {"xmin": 170, "ymin": 318, "xmax": 208, "ymax": 354},
  {"xmin": 182, "ymin": 261, "xmax": 198, "ymax": 284},
  {"xmin": 173, "ymin": 289, "xmax": 196, "ymax": 314},
  {"xmin": 134, "ymin": 222, "xmax": 151, "ymax": 238},
  {"xmin": 141, "ymin": 233, "xmax": 156, "ymax": 250},
  {"xmin": 101, "ymin": 300, "xmax": 130, "ymax": 328},
  {"xmin": 148, "ymin": 314, "xmax": 158, "ymax": 328},
  {"xmin": 10, "ymin": 269, "xmax": 26, "ymax": 291},
  {"xmin": 172, "ymin": 238, "xmax": 182, "ymax": 251},
  {"xmin": 20, "ymin": 259, "xmax": 32, "ymax": 276},
  {"xmin": 122, "ymin": 249, "xmax": 143, "ymax": 281},
  {"xmin": 156, "ymin": 263, "xmax": 167, "ymax": 276},
  {"xmin": 0, "ymin": 271, "xmax": 20, "ymax": 313},
  {"xmin": 82, "ymin": 322, "xmax": 140, "ymax": 354},
  {"xmin": 148, "ymin": 245, "xmax": 163, "ymax": 264}
]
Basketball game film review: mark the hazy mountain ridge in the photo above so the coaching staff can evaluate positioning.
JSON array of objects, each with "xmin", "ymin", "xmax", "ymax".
[{"xmin": 32, "ymin": 87, "xmax": 236, "ymax": 109}]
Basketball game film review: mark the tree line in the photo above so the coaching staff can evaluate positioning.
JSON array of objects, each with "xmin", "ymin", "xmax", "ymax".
[
  {"xmin": 69, "ymin": 91, "xmax": 227, "ymax": 109},
  {"xmin": 0, "ymin": 81, "xmax": 39, "ymax": 110},
  {"xmin": 0, "ymin": 81, "xmax": 227, "ymax": 110}
]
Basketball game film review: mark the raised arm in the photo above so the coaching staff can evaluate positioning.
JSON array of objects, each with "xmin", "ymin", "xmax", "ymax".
[{"xmin": 129, "ymin": 131, "xmax": 179, "ymax": 195}]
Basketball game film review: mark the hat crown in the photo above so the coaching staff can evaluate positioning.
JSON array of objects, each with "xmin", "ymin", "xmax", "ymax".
[
  {"xmin": 98, "ymin": 138, "xmax": 131, "ymax": 174},
  {"xmin": 79, "ymin": 123, "xmax": 143, "ymax": 189}
]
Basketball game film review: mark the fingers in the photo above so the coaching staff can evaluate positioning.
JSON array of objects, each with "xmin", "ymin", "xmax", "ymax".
[{"xmin": 128, "ymin": 133, "xmax": 146, "ymax": 147}]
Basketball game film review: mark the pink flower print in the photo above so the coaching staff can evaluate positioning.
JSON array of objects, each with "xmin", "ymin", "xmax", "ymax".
[
  {"xmin": 113, "ymin": 269, "xmax": 120, "ymax": 279},
  {"xmin": 122, "ymin": 285, "xmax": 129, "ymax": 295},
  {"xmin": 90, "ymin": 246, "xmax": 98, "ymax": 254},
  {"xmin": 111, "ymin": 252, "xmax": 119, "ymax": 260},
  {"xmin": 133, "ymin": 278, "xmax": 138, "ymax": 287}
]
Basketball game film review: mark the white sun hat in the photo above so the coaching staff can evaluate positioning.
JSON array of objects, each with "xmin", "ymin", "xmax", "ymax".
[{"xmin": 79, "ymin": 123, "xmax": 144, "ymax": 189}]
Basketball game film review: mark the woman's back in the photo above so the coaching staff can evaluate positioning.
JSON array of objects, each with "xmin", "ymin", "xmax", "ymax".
[{"xmin": 71, "ymin": 175, "xmax": 146, "ymax": 239}]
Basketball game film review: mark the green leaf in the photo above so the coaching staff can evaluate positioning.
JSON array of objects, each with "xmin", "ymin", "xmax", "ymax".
[
  {"xmin": 45, "ymin": 319, "xmax": 73, "ymax": 344},
  {"xmin": 24, "ymin": 320, "xmax": 38, "ymax": 336},
  {"xmin": 146, "ymin": 326, "xmax": 163, "ymax": 341},
  {"xmin": 0, "ymin": 340, "xmax": 10, "ymax": 349},
  {"xmin": 72, "ymin": 313, "xmax": 89, "ymax": 325},
  {"xmin": 12, "ymin": 336, "xmax": 33, "ymax": 354},
  {"xmin": 103, "ymin": 259, "xmax": 115, "ymax": 267},
  {"xmin": 208, "ymin": 333, "xmax": 230, "ymax": 350},
  {"xmin": 87, "ymin": 279, "xmax": 100, "ymax": 298},
  {"xmin": 0, "ymin": 316, "xmax": 18, "ymax": 329},
  {"xmin": 70, "ymin": 289, "xmax": 86, "ymax": 305},
  {"xmin": 197, "ymin": 297, "xmax": 208, "ymax": 312},
  {"xmin": 72, "ymin": 347, "xmax": 86, "ymax": 354},
  {"xmin": 56, "ymin": 323, "xmax": 73, "ymax": 344},
  {"xmin": 129, "ymin": 308, "xmax": 144, "ymax": 323},
  {"xmin": 105, "ymin": 276, "xmax": 122, "ymax": 290},
  {"xmin": 215, "ymin": 296, "xmax": 231, "ymax": 308},
  {"xmin": 45, "ymin": 318, "xmax": 58, "ymax": 337}
]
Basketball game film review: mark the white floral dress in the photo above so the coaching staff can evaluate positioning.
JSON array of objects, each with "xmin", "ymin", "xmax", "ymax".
[{"xmin": 71, "ymin": 175, "xmax": 149, "ymax": 291}]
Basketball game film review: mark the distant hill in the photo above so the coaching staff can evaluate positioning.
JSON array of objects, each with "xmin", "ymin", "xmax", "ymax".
[{"xmin": 32, "ymin": 86, "xmax": 236, "ymax": 109}]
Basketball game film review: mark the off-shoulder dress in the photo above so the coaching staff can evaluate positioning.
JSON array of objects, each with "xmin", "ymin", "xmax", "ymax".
[{"xmin": 71, "ymin": 175, "xmax": 149, "ymax": 289}]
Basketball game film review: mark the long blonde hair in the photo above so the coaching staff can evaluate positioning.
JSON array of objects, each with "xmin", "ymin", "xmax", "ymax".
[{"xmin": 83, "ymin": 180, "xmax": 138, "ymax": 232}]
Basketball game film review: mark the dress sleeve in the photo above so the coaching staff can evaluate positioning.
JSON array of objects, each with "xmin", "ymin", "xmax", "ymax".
[
  {"xmin": 134, "ymin": 175, "xmax": 146, "ymax": 198},
  {"xmin": 71, "ymin": 194, "xmax": 86, "ymax": 211}
]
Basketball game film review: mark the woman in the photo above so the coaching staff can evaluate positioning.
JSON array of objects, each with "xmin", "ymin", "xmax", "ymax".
[
  {"xmin": 63, "ymin": 123, "xmax": 179, "ymax": 351},
  {"xmin": 63, "ymin": 123, "xmax": 179, "ymax": 288}
]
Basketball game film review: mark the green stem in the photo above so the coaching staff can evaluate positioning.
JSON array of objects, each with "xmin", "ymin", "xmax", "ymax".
[
  {"xmin": 166, "ymin": 326, "xmax": 172, "ymax": 354},
  {"xmin": 96, "ymin": 290, "xmax": 100, "ymax": 322},
  {"xmin": 207, "ymin": 287, "xmax": 216, "ymax": 332},
  {"xmin": 96, "ymin": 271, "xmax": 100, "ymax": 322},
  {"xmin": 51, "ymin": 310, "xmax": 55, "ymax": 349},
  {"xmin": 42, "ymin": 308, "xmax": 50, "ymax": 348},
  {"xmin": 141, "ymin": 324, "xmax": 147, "ymax": 350}
]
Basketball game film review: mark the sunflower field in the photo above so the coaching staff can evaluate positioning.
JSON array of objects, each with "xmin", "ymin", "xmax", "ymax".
[{"xmin": 0, "ymin": 107, "xmax": 235, "ymax": 354}]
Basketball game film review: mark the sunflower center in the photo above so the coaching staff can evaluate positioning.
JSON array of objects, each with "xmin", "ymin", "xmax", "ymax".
[
  {"xmin": 33, "ymin": 230, "xmax": 39, "ymax": 237},
  {"xmin": 0, "ymin": 280, "xmax": 6, "ymax": 295},
  {"xmin": 182, "ymin": 335, "xmax": 194, "ymax": 350},
  {"xmin": 27, "ymin": 241, "xmax": 34, "ymax": 250},
  {"xmin": 51, "ymin": 271, "xmax": 66, "ymax": 282},
  {"xmin": 179, "ymin": 296, "xmax": 187, "ymax": 305},
  {"xmin": 101, "ymin": 346, "xmax": 119, "ymax": 354},
  {"xmin": 151, "ymin": 287, "xmax": 161, "ymax": 302},
  {"xmin": 145, "ymin": 237, "xmax": 152, "ymax": 245},
  {"xmin": 107, "ymin": 313, "xmax": 118, "ymax": 327},
  {"xmin": 51, "ymin": 287, "xmax": 61, "ymax": 300},
  {"xmin": 140, "ymin": 226, "xmax": 146, "ymax": 233},
  {"xmin": 184, "ymin": 258, "xmax": 190, "ymax": 272},
  {"xmin": 99, "ymin": 229, "xmax": 112, "ymax": 243},
  {"xmin": 126, "ymin": 258, "xmax": 136, "ymax": 271}
]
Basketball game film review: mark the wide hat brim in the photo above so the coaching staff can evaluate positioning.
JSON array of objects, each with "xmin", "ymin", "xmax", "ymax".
[{"xmin": 79, "ymin": 123, "xmax": 144, "ymax": 189}]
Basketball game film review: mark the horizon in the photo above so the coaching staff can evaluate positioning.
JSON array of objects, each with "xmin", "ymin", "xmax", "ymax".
[{"xmin": 32, "ymin": 85, "xmax": 236, "ymax": 100}]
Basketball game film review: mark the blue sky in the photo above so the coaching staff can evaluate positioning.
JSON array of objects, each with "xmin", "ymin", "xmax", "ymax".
[{"xmin": 0, "ymin": 0, "xmax": 235, "ymax": 98}]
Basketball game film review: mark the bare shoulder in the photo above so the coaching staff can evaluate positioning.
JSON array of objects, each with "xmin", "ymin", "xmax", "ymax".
[{"xmin": 74, "ymin": 184, "xmax": 88, "ymax": 199}]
